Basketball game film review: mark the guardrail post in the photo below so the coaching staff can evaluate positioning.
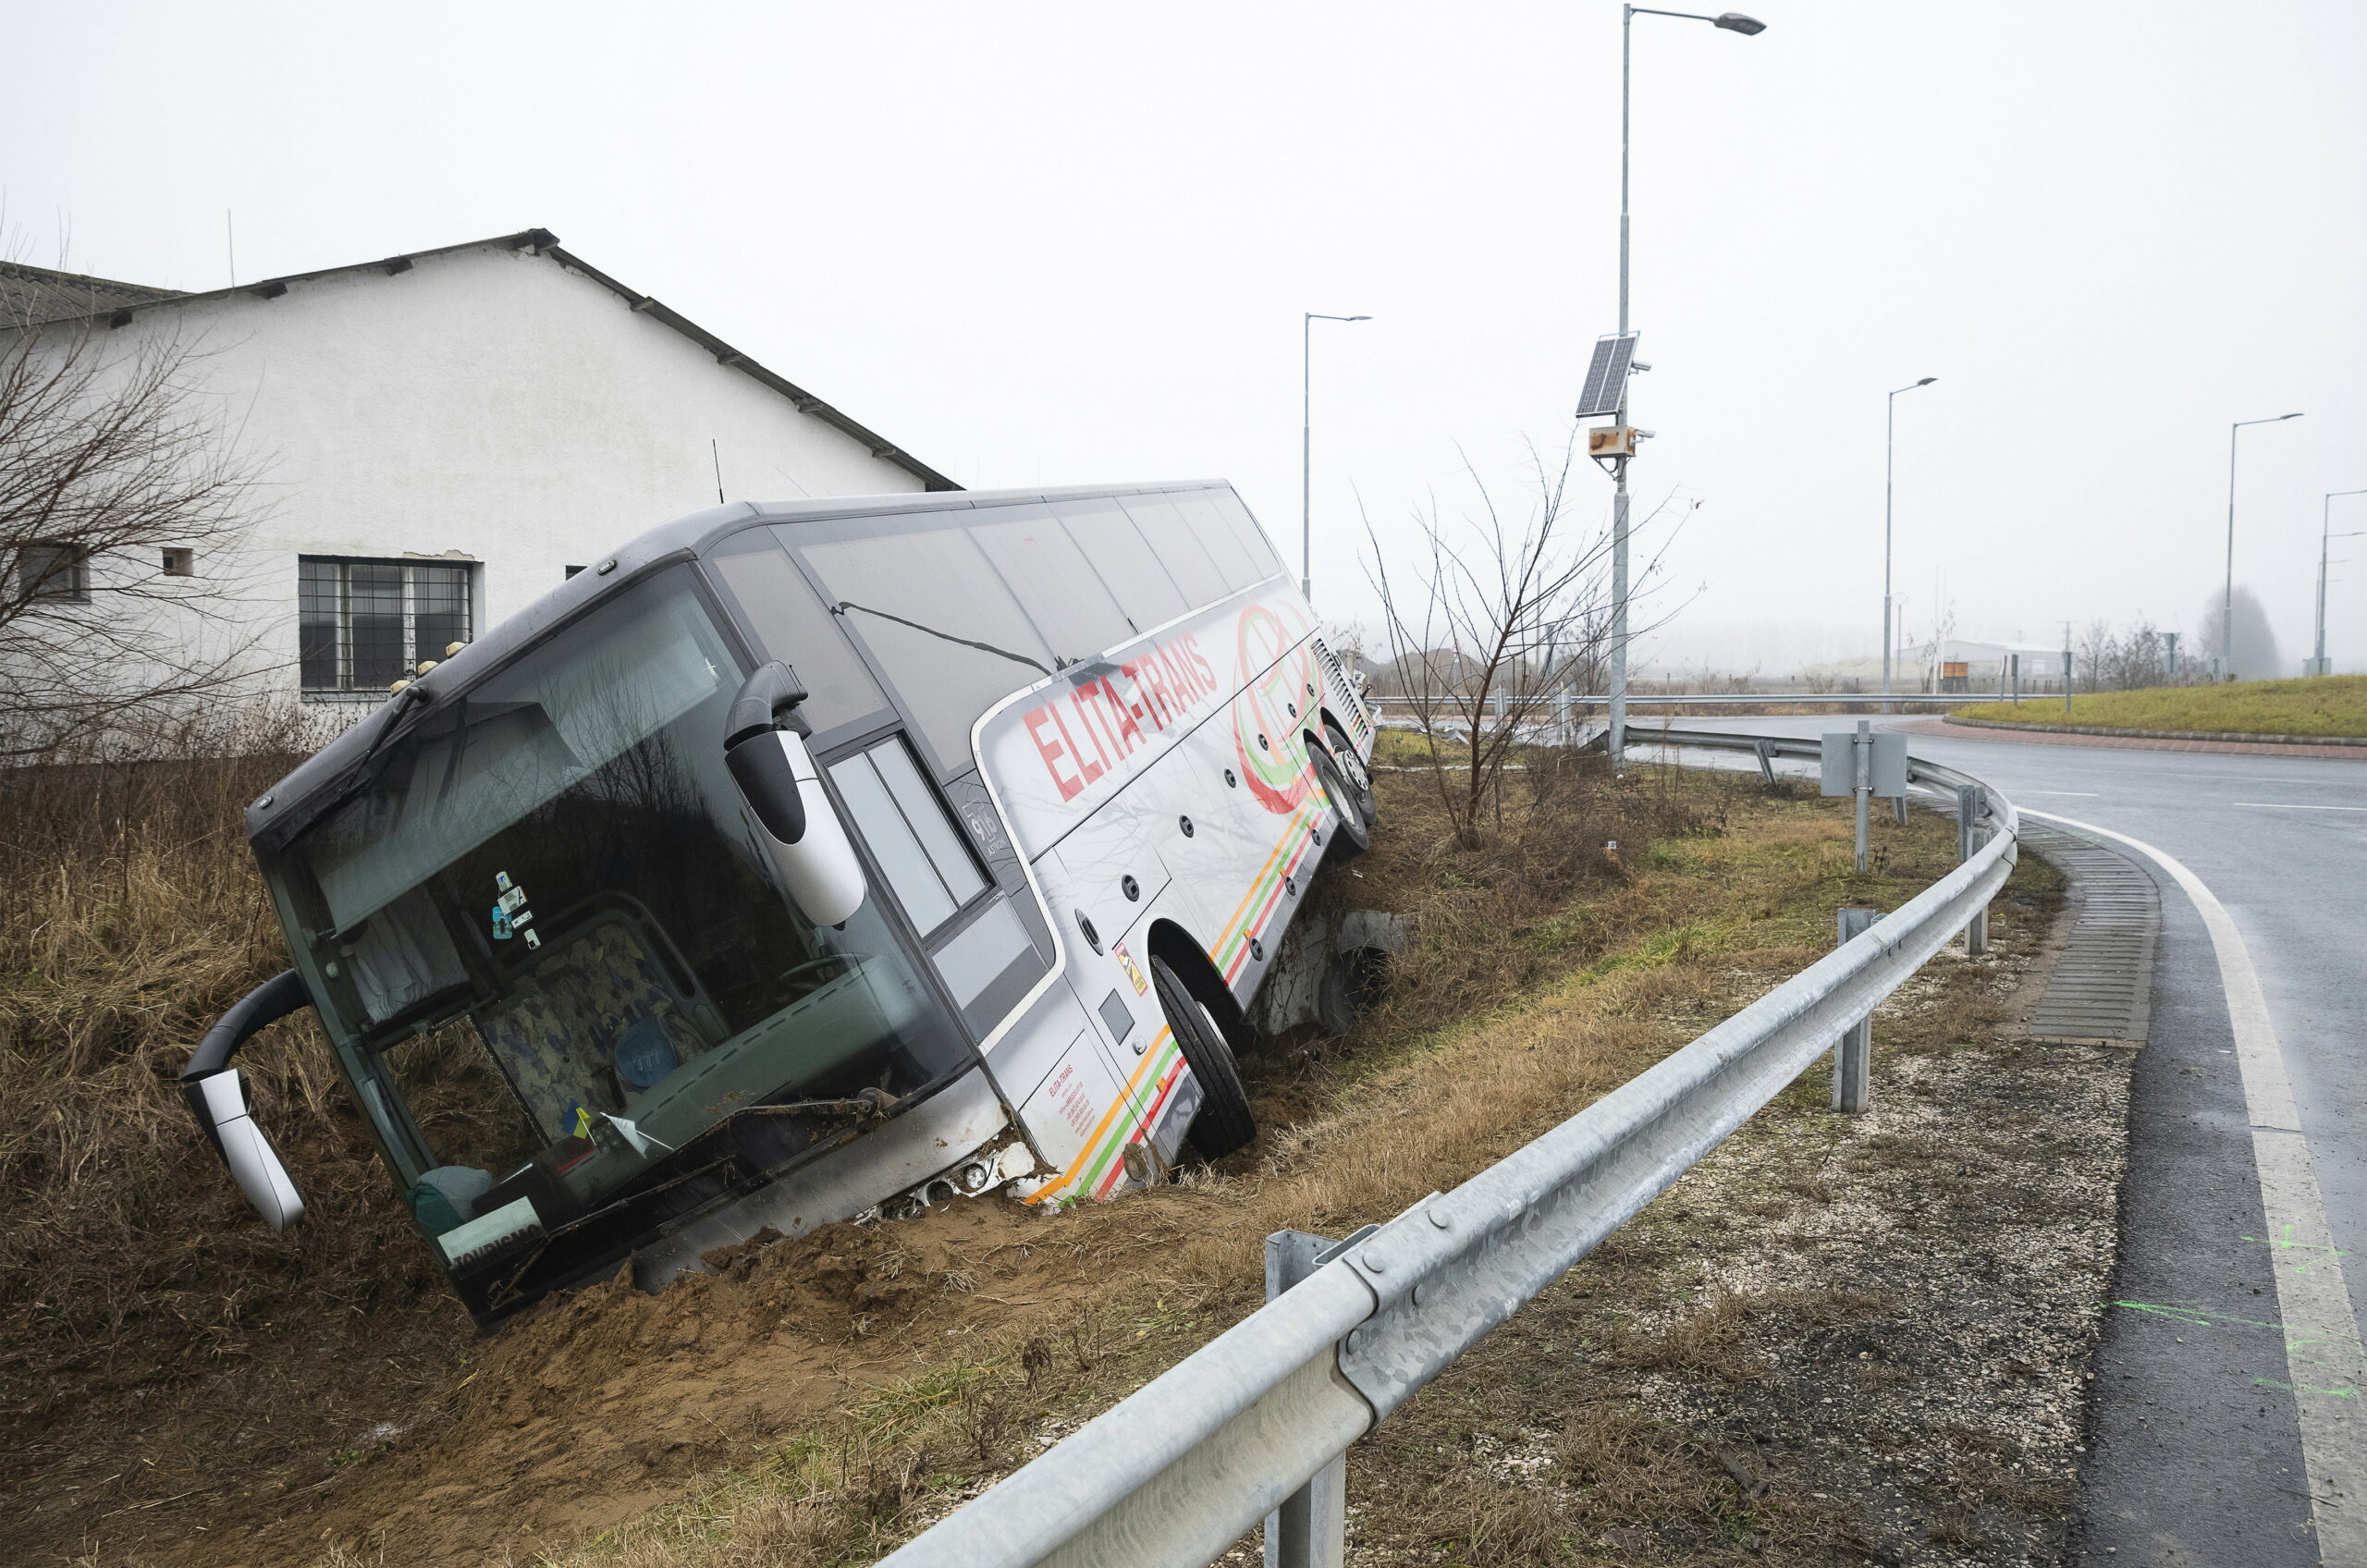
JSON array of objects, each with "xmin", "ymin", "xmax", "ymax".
[
  {"xmin": 1265, "ymin": 1231, "xmax": 1349, "ymax": 1568},
  {"xmin": 1834, "ymin": 908, "xmax": 1876, "ymax": 1111},
  {"xmin": 1892, "ymin": 793, "xmax": 1908, "ymax": 826},
  {"xmin": 1852, "ymin": 722, "xmax": 1871, "ymax": 872},
  {"xmin": 1752, "ymin": 738, "xmax": 1776, "ymax": 786},
  {"xmin": 1955, "ymin": 785, "xmax": 1991, "ymax": 956}
]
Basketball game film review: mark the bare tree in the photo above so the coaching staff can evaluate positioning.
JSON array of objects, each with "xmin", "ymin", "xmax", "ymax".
[
  {"xmin": 0, "ymin": 315, "xmax": 271, "ymax": 761},
  {"xmin": 2075, "ymin": 618, "xmax": 2114, "ymax": 693},
  {"xmin": 1924, "ymin": 599, "xmax": 1958, "ymax": 692},
  {"xmin": 2070, "ymin": 617, "xmax": 2184, "ymax": 692},
  {"xmin": 1365, "ymin": 435, "xmax": 1680, "ymax": 849},
  {"xmin": 2107, "ymin": 620, "xmax": 2166, "ymax": 690}
]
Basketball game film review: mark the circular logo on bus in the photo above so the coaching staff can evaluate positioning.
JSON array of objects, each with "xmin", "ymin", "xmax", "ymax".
[{"xmin": 1233, "ymin": 605, "xmax": 1315, "ymax": 815}]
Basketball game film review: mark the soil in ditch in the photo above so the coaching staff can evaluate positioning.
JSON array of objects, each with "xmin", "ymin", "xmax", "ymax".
[{"xmin": 22, "ymin": 766, "xmax": 2075, "ymax": 1568}]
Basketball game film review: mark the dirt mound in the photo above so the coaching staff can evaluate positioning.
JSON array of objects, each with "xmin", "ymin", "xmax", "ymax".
[{"xmin": 175, "ymin": 1198, "xmax": 1073, "ymax": 1566}]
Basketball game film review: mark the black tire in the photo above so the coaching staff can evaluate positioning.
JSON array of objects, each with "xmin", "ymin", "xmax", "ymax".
[
  {"xmin": 1151, "ymin": 956, "xmax": 1256, "ymax": 1158},
  {"xmin": 1306, "ymin": 743, "xmax": 1371, "ymax": 860},
  {"xmin": 1322, "ymin": 719, "xmax": 1377, "ymax": 824}
]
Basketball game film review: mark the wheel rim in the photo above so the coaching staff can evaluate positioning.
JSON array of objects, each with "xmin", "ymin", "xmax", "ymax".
[
  {"xmin": 1325, "ymin": 725, "xmax": 1370, "ymax": 792},
  {"xmin": 1312, "ymin": 749, "xmax": 1368, "ymax": 841}
]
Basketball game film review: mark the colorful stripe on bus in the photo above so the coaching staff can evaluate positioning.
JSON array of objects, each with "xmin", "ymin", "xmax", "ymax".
[{"xmin": 1025, "ymin": 798, "xmax": 1327, "ymax": 1206}]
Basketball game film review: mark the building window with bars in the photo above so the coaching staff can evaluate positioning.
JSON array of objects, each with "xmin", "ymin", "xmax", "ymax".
[
  {"xmin": 299, "ymin": 557, "xmax": 474, "ymax": 696},
  {"xmin": 19, "ymin": 543, "xmax": 92, "ymax": 604}
]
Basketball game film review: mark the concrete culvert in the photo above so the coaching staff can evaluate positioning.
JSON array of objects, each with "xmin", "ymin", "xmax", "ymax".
[{"xmin": 1318, "ymin": 945, "xmax": 1392, "ymax": 1036}]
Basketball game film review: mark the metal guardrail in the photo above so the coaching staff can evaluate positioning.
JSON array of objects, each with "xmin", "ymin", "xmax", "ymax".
[
  {"xmin": 1367, "ymin": 692, "xmax": 2027, "ymax": 706},
  {"xmin": 876, "ymin": 729, "xmax": 2015, "ymax": 1568}
]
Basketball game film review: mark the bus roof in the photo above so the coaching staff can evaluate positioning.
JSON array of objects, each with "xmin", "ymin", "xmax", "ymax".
[{"xmin": 244, "ymin": 481, "xmax": 1245, "ymax": 850}]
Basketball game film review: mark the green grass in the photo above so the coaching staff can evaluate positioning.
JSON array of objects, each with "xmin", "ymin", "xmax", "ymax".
[{"xmin": 1955, "ymin": 675, "xmax": 2367, "ymax": 738}]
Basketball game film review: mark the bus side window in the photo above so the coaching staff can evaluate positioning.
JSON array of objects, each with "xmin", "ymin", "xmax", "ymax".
[
  {"xmin": 968, "ymin": 509, "xmax": 1134, "ymax": 663},
  {"xmin": 1205, "ymin": 489, "xmax": 1288, "ymax": 583},
  {"xmin": 1053, "ymin": 500, "xmax": 1187, "ymax": 633},
  {"xmin": 798, "ymin": 530, "xmax": 1055, "ymax": 778},
  {"xmin": 1168, "ymin": 491, "xmax": 1261, "ymax": 593},
  {"xmin": 1119, "ymin": 496, "xmax": 1229, "ymax": 611},
  {"xmin": 828, "ymin": 736, "xmax": 1048, "ymax": 1033},
  {"xmin": 703, "ymin": 534, "xmax": 888, "ymax": 737},
  {"xmin": 827, "ymin": 737, "xmax": 987, "ymax": 937}
]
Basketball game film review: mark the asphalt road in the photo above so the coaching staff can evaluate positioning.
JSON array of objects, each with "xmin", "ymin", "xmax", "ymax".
[{"xmin": 1641, "ymin": 717, "xmax": 2367, "ymax": 1564}]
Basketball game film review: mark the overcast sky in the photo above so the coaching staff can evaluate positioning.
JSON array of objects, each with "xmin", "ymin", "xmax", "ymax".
[{"xmin": 8, "ymin": 0, "xmax": 2363, "ymax": 675}]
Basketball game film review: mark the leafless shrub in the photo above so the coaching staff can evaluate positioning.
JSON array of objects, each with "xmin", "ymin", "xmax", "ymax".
[
  {"xmin": 2074, "ymin": 617, "xmax": 2170, "ymax": 692},
  {"xmin": 1363, "ymin": 434, "xmax": 1690, "ymax": 849}
]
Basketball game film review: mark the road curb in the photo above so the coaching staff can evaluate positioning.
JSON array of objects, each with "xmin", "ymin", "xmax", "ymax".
[{"xmin": 1951, "ymin": 715, "xmax": 2367, "ymax": 747}]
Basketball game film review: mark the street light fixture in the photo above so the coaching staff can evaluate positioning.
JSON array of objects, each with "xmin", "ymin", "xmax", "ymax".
[
  {"xmin": 1605, "ymin": 5, "xmax": 1765, "ymax": 758},
  {"xmin": 2221, "ymin": 411, "xmax": 2303, "ymax": 680},
  {"xmin": 2313, "ymin": 487, "xmax": 2367, "ymax": 677},
  {"xmin": 1882, "ymin": 377, "xmax": 1938, "ymax": 713},
  {"xmin": 1302, "ymin": 312, "xmax": 1371, "ymax": 606}
]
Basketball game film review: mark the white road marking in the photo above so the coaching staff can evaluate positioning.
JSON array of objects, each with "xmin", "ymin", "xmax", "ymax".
[
  {"xmin": 2234, "ymin": 802, "xmax": 2367, "ymax": 813},
  {"xmin": 2029, "ymin": 809, "xmax": 2367, "ymax": 1564},
  {"xmin": 2016, "ymin": 790, "xmax": 2101, "ymax": 796}
]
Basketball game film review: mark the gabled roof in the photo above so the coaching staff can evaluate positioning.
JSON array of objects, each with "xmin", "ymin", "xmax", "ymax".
[
  {"xmin": 1, "ymin": 260, "xmax": 184, "ymax": 325},
  {"xmin": 8, "ymin": 228, "xmax": 959, "ymax": 493}
]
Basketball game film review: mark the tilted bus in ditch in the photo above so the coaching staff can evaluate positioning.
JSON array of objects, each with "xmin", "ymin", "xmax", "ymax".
[{"xmin": 182, "ymin": 483, "xmax": 1379, "ymax": 1326}]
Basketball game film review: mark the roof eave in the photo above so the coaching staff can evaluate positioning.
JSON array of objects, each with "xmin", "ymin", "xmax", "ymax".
[
  {"xmin": 14, "ymin": 227, "xmax": 961, "ymax": 494},
  {"xmin": 541, "ymin": 242, "xmax": 960, "ymax": 493}
]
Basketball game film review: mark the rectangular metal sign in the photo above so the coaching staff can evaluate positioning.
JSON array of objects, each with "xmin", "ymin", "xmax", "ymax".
[{"xmin": 1820, "ymin": 730, "xmax": 1907, "ymax": 797}]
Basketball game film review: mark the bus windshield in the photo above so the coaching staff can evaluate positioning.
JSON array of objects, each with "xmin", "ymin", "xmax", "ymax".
[{"xmin": 262, "ymin": 565, "xmax": 970, "ymax": 1254}]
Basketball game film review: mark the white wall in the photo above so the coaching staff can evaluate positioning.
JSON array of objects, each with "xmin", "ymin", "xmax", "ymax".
[{"xmin": 88, "ymin": 239, "xmax": 931, "ymax": 697}]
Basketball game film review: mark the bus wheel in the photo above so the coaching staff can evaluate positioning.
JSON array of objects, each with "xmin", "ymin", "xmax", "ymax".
[
  {"xmin": 1322, "ymin": 718, "xmax": 1377, "ymax": 822},
  {"xmin": 1151, "ymin": 956, "xmax": 1256, "ymax": 1158},
  {"xmin": 1307, "ymin": 743, "xmax": 1372, "ymax": 860}
]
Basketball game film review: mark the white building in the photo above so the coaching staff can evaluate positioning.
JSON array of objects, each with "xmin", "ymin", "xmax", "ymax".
[{"xmin": 3, "ymin": 228, "xmax": 952, "ymax": 705}]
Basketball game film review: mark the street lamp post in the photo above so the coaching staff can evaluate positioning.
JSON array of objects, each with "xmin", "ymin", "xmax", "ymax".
[
  {"xmin": 1302, "ymin": 312, "xmax": 1370, "ymax": 605},
  {"xmin": 2222, "ymin": 411, "xmax": 2303, "ymax": 680},
  {"xmin": 1882, "ymin": 378, "xmax": 1937, "ymax": 714},
  {"xmin": 1608, "ymin": 6, "xmax": 1763, "ymax": 758},
  {"xmin": 2313, "ymin": 487, "xmax": 2367, "ymax": 677}
]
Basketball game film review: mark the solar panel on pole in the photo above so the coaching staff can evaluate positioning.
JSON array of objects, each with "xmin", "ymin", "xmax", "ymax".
[{"xmin": 1574, "ymin": 332, "xmax": 1637, "ymax": 419}]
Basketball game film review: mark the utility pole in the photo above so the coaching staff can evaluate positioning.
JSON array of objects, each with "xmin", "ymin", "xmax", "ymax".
[
  {"xmin": 1607, "ymin": 6, "xmax": 1763, "ymax": 759},
  {"xmin": 1300, "ymin": 312, "xmax": 1371, "ymax": 606},
  {"xmin": 2223, "ymin": 412, "xmax": 2303, "ymax": 679},
  {"xmin": 1882, "ymin": 378, "xmax": 1936, "ymax": 713},
  {"xmin": 2313, "ymin": 489, "xmax": 2367, "ymax": 677}
]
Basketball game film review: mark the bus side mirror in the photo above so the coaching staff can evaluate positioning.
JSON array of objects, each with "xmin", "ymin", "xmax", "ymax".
[
  {"xmin": 724, "ymin": 664, "xmax": 867, "ymax": 926},
  {"xmin": 181, "ymin": 969, "xmax": 313, "ymax": 1231},
  {"xmin": 183, "ymin": 1068, "xmax": 306, "ymax": 1231}
]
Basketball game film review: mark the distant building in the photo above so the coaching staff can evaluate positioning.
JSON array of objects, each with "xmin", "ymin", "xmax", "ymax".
[
  {"xmin": 1898, "ymin": 639, "xmax": 2064, "ymax": 692},
  {"xmin": 3, "ymin": 228, "xmax": 953, "ymax": 704}
]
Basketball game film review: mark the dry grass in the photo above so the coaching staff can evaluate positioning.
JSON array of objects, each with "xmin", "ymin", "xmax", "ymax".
[
  {"xmin": 8, "ymin": 722, "xmax": 2031, "ymax": 1568},
  {"xmin": 520, "ymin": 772, "xmax": 1976, "ymax": 1568},
  {"xmin": 0, "ymin": 711, "xmax": 474, "ymax": 1550},
  {"xmin": 1, "ymin": 721, "xmax": 1744, "ymax": 1563}
]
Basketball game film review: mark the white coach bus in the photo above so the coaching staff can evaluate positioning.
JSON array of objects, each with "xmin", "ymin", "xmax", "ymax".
[{"xmin": 181, "ymin": 484, "xmax": 1379, "ymax": 1325}]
